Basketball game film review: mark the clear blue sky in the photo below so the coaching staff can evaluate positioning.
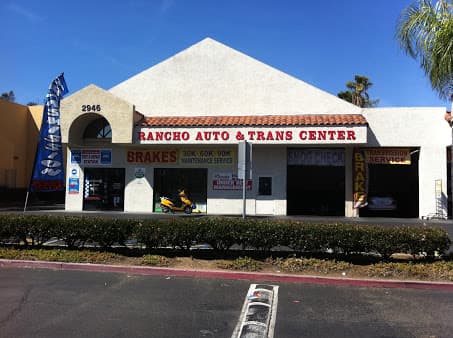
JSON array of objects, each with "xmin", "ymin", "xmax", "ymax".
[{"xmin": 1, "ymin": 0, "xmax": 450, "ymax": 109}]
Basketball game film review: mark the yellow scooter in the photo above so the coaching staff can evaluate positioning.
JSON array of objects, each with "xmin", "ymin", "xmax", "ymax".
[{"xmin": 160, "ymin": 189, "xmax": 195, "ymax": 214}]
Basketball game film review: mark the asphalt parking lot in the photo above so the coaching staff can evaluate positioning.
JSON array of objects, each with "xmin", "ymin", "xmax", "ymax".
[{"xmin": 1, "ymin": 267, "xmax": 453, "ymax": 338}]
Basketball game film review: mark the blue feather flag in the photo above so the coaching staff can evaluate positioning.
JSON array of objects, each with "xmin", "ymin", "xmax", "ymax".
[{"xmin": 30, "ymin": 73, "xmax": 68, "ymax": 192}]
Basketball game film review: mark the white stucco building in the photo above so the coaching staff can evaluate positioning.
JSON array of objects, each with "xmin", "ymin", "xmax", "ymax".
[{"xmin": 60, "ymin": 38, "xmax": 452, "ymax": 219}]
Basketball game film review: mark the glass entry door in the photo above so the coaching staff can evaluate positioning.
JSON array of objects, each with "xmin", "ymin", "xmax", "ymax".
[{"xmin": 83, "ymin": 168, "xmax": 125, "ymax": 211}]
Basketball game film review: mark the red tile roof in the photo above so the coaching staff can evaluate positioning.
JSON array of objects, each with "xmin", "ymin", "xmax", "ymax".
[{"xmin": 139, "ymin": 114, "xmax": 367, "ymax": 127}]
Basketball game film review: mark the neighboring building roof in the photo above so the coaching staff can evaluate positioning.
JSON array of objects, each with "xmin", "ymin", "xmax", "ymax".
[
  {"xmin": 445, "ymin": 111, "xmax": 452, "ymax": 125},
  {"xmin": 139, "ymin": 114, "xmax": 367, "ymax": 127}
]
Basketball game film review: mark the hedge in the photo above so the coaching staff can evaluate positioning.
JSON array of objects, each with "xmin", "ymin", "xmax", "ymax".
[{"xmin": 0, "ymin": 214, "xmax": 450, "ymax": 258}]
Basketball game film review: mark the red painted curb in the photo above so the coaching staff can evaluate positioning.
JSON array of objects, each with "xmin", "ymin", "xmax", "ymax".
[{"xmin": 1, "ymin": 259, "xmax": 453, "ymax": 291}]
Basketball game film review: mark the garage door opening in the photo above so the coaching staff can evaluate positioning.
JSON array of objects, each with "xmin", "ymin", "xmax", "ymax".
[
  {"xmin": 287, "ymin": 149, "xmax": 345, "ymax": 216},
  {"xmin": 359, "ymin": 148, "xmax": 419, "ymax": 218},
  {"xmin": 154, "ymin": 168, "xmax": 207, "ymax": 212}
]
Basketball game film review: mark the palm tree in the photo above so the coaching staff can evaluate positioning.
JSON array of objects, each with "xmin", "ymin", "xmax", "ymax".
[
  {"xmin": 396, "ymin": 0, "xmax": 453, "ymax": 100},
  {"xmin": 0, "ymin": 91, "xmax": 15, "ymax": 102},
  {"xmin": 337, "ymin": 75, "xmax": 379, "ymax": 107},
  {"xmin": 398, "ymin": 1, "xmax": 452, "ymax": 219}
]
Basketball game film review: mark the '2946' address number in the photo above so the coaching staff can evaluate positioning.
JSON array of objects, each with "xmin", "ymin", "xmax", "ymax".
[{"xmin": 81, "ymin": 105, "xmax": 101, "ymax": 112}]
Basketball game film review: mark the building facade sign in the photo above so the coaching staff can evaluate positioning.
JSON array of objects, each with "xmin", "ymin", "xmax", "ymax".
[
  {"xmin": 365, "ymin": 148, "xmax": 411, "ymax": 165},
  {"xmin": 71, "ymin": 149, "xmax": 112, "ymax": 165},
  {"xmin": 136, "ymin": 126, "xmax": 367, "ymax": 145},
  {"xmin": 288, "ymin": 149, "xmax": 345, "ymax": 166},
  {"xmin": 127, "ymin": 149, "xmax": 234, "ymax": 165},
  {"xmin": 353, "ymin": 148, "xmax": 368, "ymax": 208}
]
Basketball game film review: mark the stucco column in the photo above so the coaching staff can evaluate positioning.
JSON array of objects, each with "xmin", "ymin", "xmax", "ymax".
[
  {"xmin": 419, "ymin": 146, "xmax": 448, "ymax": 218},
  {"xmin": 344, "ymin": 147, "xmax": 357, "ymax": 217}
]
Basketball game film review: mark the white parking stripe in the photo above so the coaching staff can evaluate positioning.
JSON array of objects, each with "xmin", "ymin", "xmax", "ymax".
[{"xmin": 231, "ymin": 284, "xmax": 279, "ymax": 338}]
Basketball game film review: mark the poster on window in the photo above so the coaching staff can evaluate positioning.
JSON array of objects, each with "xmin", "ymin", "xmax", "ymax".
[
  {"xmin": 68, "ymin": 178, "xmax": 79, "ymax": 194},
  {"xmin": 212, "ymin": 178, "xmax": 252, "ymax": 191}
]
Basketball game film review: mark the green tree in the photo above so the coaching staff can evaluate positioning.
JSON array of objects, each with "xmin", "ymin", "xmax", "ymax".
[
  {"xmin": 0, "ymin": 91, "xmax": 15, "ymax": 102},
  {"xmin": 396, "ymin": 0, "xmax": 453, "ymax": 100},
  {"xmin": 337, "ymin": 75, "xmax": 379, "ymax": 107}
]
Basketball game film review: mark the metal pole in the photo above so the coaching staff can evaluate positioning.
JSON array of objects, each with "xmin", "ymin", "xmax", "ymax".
[
  {"xmin": 242, "ymin": 173, "xmax": 246, "ymax": 219},
  {"xmin": 23, "ymin": 190, "xmax": 30, "ymax": 212}
]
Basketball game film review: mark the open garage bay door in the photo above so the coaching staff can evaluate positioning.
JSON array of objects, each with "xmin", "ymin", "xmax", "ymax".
[{"xmin": 287, "ymin": 148, "xmax": 345, "ymax": 216}]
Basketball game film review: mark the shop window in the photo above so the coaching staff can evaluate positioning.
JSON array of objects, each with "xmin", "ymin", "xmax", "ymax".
[
  {"xmin": 83, "ymin": 117, "xmax": 112, "ymax": 139},
  {"xmin": 258, "ymin": 177, "xmax": 272, "ymax": 196}
]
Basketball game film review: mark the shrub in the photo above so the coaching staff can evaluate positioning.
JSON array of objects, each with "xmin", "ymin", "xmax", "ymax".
[
  {"xmin": 0, "ymin": 214, "xmax": 14, "ymax": 244},
  {"xmin": 159, "ymin": 218, "xmax": 199, "ymax": 251},
  {"xmin": 54, "ymin": 216, "xmax": 91, "ymax": 248},
  {"xmin": 218, "ymin": 256, "xmax": 263, "ymax": 271},
  {"xmin": 141, "ymin": 254, "xmax": 170, "ymax": 266},
  {"xmin": 240, "ymin": 218, "xmax": 286, "ymax": 252},
  {"xmin": 0, "ymin": 214, "xmax": 450, "ymax": 259},
  {"xmin": 86, "ymin": 217, "xmax": 136, "ymax": 249},
  {"xmin": 195, "ymin": 217, "xmax": 242, "ymax": 251},
  {"xmin": 134, "ymin": 220, "xmax": 164, "ymax": 250},
  {"xmin": 273, "ymin": 257, "xmax": 352, "ymax": 274}
]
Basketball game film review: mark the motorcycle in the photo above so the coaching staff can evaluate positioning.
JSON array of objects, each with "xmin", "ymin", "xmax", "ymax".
[{"xmin": 160, "ymin": 189, "xmax": 196, "ymax": 214}]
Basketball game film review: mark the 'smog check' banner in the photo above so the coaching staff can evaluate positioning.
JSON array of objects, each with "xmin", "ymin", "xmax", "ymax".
[{"xmin": 30, "ymin": 74, "xmax": 68, "ymax": 192}]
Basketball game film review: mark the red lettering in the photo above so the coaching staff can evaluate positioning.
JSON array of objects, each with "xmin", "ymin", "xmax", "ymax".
[
  {"xmin": 152, "ymin": 152, "xmax": 160, "ymax": 162},
  {"xmin": 127, "ymin": 151, "xmax": 135, "ymax": 162},
  {"xmin": 257, "ymin": 131, "xmax": 265, "ymax": 141},
  {"xmin": 162, "ymin": 151, "xmax": 169, "ymax": 162},
  {"xmin": 212, "ymin": 131, "xmax": 220, "ymax": 140},
  {"xmin": 286, "ymin": 131, "xmax": 293, "ymax": 140},
  {"xmin": 147, "ymin": 132, "xmax": 154, "ymax": 141},
  {"xmin": 221, "ymin": 131, "xmax": 229, "ymax": 140},
  {"xmin": 299, "ymin": 131, "xmax": 307, "ymax": 140},
  {"xmin": 309, "ymin": 131, "xmax": 316, "ymax": 140},
  {"xmin": 144, "ymin": 152, "xmax": 151, "ymax": 162},
  {"xmin": 196, "ymin": 132, "xmax": 203, "ymax": 140},
  {"xmin": 275, "ymin": 131, "xmax": 284, "ymax": 140},
  {"xmin": 248, "ymin": 131, "xmax": 256, "ymax": 140},
  {"xmin": 136, "ymin": 152, "xmax": 143, "ymax": 162},
  {"xmin": 182, "ymin": 132, "xmax": 190, "ymax": 140},
  {"xmin": 204, "ymin": 132, "xmax": 211, "ymax": 141},
  {"xmin": 138, "ymin": 132, "xmax": 145, "ymax": 141},
  {"xmin": 156, "ymin": 132, "xmax": 164, "ymax": 141},
  {"xmin": 337, "ymin": 130, "xmax": 345, "ymax": 140},
  {"xmin": 164, "ymin": 132, "xmax": 171, "ymax": 141},
  {"xmin": 318, "ymin": 131, "xmax": 326, "ymax": 140},
  {"xmin": 173, "ymin": 132, "xmax": 181, "ymax": 141},
  {"xmin": 266, "ymin": 131, "xmax": 274, "ymax": 141},
  {"xmin": 347, "ymin": 130, "xmax": 356, "ymax": 140},
  {"xmin": 170, "ymin": 151, "xmax": 177, "ymax": 162},
  {"xmin": 328, "ymin": 131, "xmax": 336, "ymax": 140}
]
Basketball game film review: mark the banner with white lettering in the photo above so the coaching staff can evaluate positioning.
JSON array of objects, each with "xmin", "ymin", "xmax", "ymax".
[
  {"xmin": 30, "ymin": 73, "xmax": 68, "ymax": 192},
  {"xmin": 71, "ymin": 149, "xmax": 112, "ymax": 165}
]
